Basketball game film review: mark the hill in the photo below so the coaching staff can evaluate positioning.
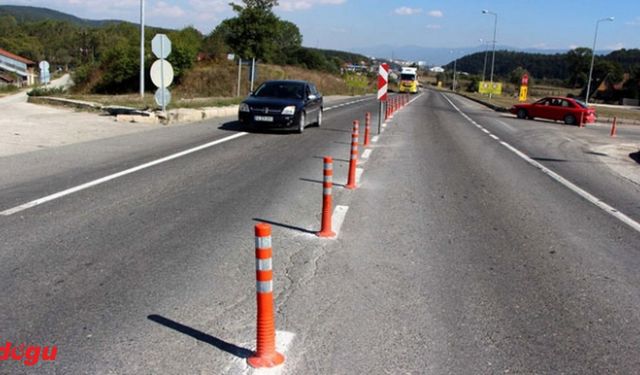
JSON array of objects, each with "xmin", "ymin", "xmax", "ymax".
[
  {"xmin": 0, "ymin": 5, "xmax": 122, "ymax": 27},
  {"xmin": 443, "ymin": 49, "xmax": 640, "ymax": 82}
]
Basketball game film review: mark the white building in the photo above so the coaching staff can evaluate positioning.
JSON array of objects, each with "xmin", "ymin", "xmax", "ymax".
[{"xmin": 0, "ymin": 47, "xmax": 37, "ymax": 86}]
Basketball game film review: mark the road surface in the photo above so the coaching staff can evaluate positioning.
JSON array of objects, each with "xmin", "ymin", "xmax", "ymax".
[{"xmin": 1, "ymin": 90, "xmax": 639, "ymax": 373}]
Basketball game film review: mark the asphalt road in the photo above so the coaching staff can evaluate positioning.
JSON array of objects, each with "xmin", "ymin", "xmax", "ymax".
[{"xmin": 1, "ymin": 90, "xmax": 640, "ymax": 374}]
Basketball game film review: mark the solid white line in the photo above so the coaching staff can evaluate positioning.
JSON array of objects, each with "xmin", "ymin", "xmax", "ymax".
[
  {"xmin": 371, "ymin": 135, "xmax": 379, "ymax": 143},
  {"xmin": 0, "ymin": 132, "xmax": 249, "ymax": 216},
  {"xmin": 498, "ymin": 141, "xmax": 640, "ymax": 233},
  {"xmin": 332, "ymin": 205, "xmax": 349, "ymax": 238},
  {"xmin": 441, "ymin": 92, "xmax": 640, "ymax": 235},
  {"xmin": 361, "ymin": 149, "xmax": 372, "ymax": 160}
]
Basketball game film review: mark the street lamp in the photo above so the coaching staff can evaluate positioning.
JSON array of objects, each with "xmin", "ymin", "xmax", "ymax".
[
  {"xmin": 479, "ymin": 38, "xmax": 489, "ymax": 82},
  {"xmin": 482, "ymin": 9, "xmax": 497, "ymax": 98},
  {"xmin": 585, "ymin": 16, "xmax": 614, "ymax": 105},
  {"xmin": 140, "ymin": 0, "xmax": 145, "ymax": 98}
]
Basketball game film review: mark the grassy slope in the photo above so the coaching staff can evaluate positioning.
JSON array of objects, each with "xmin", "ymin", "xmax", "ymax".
[{"xmin": 61, "ymin": 60, "xmax": 373, "ymax": 109}]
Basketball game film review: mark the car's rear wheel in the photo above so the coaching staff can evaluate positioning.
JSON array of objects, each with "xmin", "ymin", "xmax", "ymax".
[
  {"xmin": 517, "ymin": 108, "xmax": 527, "ymax": 119},
  {"xmin": 316, "ymin": 109, "xmax": 323, "ymax": 127},
  {"xmin": 564, "ymin": 114, "xmax": 576, "ymax": 125},
  {"xmin": 297, "ymin": 112, "xmax": 306, "ymax": 133}
]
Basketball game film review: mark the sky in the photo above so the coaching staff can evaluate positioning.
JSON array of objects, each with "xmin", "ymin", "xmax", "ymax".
[{"xmin": 2, "ymin": 0, "xmax": 640, "ymax": 53}]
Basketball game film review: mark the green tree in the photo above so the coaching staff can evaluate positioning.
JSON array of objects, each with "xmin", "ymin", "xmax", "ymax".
[
  {"xmin": 168, "ymin": 26, "xmax": 203, "ymax": 81},
  {"xmin": 217, "ymin": 0, "xmax": 301, "ymax": 62},
  {"xmin": 566, "ymin": 47, "xmax": 591, "ymax": 87}
]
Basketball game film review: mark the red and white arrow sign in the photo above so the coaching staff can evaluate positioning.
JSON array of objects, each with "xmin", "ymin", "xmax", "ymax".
[{"xmin": 377, "ymin": 63, "xmax": 389, "ymax": 101}]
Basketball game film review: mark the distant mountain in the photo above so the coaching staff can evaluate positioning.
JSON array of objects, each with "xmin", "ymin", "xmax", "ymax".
[
  {"xmin": 0, "ymin": 5, "xmax": 126, "ymax": 27},
  {"xmin": 355, "ymin": 44, "xmax": 613, "ymax": 66}
]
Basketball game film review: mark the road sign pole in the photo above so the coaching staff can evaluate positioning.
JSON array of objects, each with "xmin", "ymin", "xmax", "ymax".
[
  {"xmin": 237, "ymin": 58, "xmax": 242, "ymax": 97},
  {"xmin": 250, "ymin": 58, "xmax": 256, "ymax": 93},
  {"xmin": 140, "ymin": 0, "xmax": 145, "ymax": 98},
  {"xmin": 160, "ymin": 38, "xmax": 165, "ymax": 112},
  {"xmin": 378, "ymin": 101, "xmax": 383, "ymax": 135}
]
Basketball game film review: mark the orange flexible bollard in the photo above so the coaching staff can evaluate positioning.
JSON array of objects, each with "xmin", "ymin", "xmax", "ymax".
[
  {"xmin": 364, "ymin": 112, "xmax": 371, "ymax": 146},
  {"xmin": 610, "ymin": 117, "xmax": 617, "ymax": 137},
  {"xmin": 317, "ymin": 157, "xmax": 336, "ymax": 238},
  {"xmin": 345, "ymin": 120, "xmax": 359, "ymax": 189},
  {"xmin": 248, "ymin": 223, "xmax": 285, "ymax": 368}
]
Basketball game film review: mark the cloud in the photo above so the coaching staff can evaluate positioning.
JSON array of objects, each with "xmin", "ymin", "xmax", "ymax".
[
  {"xmin": 150, "ymin": 1, "xmax": 186, "ymax": 17},
  {"xmin": 428, "ymin": 10, "xmax": 443, "ymax": 18},
  {"xmin": 278, "ymin": 0, "xmax": 346, "ymax": 11},
  {"xmin": 426, "ymin": 24, "xmax": 441, "ymax": 30},
  {"xmin": 394, "ymin": 7, "xmax": 422, "ymax": 16},
  {"xmin": 187, "ymin": 0, "xmax": 228, "ymax": 23},
  {"xmin": 569, "ymin": 44, "xmax": 579, "ymax": 50},
  {"xmin": 607, "ymin": 42, "xmax": 625, "ymax": 50},
  {"xmin": 532, "ymin": 43, "xmax": 548, "ymax": 49},
  {"xmin": 625, "ymin": 17, "xmax": 640, "ymax": 26}
]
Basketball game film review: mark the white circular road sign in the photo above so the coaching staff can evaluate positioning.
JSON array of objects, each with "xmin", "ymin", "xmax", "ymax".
[
  {"xmin": 154, "ymin": 87, "xmax": 171, "ymax": 108},
  {"xmin": 150, "ymin": 60, "xmax": 174, "ymax": 88}
]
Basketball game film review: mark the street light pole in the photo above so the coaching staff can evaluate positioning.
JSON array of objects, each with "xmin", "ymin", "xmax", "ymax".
[
  {"xmin": 480, "ymin": 38, "xmax": 489, "ymax": 82},
  {"xmin": 139, "ymin": 0, "xmax": 145, "ymax": 98},
  {"xmin": 452, "ymin": 55, "xmax": 457, "ymax": 91},
  {"xmin": 482, "ymin": 9, "xmax": 497, "ymax": 98},
  {"xmin": 586, "ymin": 16, "xmax": 614, "ymax": 105}
]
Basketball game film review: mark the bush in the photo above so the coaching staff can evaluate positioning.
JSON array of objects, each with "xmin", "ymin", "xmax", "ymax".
[
  {"xmin": 0, "ymin": 85, "xmax": 19, "ymax": 94},
  {"xmin": 27, "ymin": 86, "xmax": 67, "ymax": 97}
]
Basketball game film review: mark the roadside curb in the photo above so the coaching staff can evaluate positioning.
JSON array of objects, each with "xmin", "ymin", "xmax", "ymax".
[
  {"xmin": 27, "ymin": 95, "xmax": 239, "ymax": 125},
  {"xmin": 27, "ymin": 96, "xmax": 103, "ymax": 111}
]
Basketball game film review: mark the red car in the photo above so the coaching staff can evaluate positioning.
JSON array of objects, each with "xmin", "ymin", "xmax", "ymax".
[{"xmin": 509, "ymin": 97, "xmax": 596, "ymax": 125}]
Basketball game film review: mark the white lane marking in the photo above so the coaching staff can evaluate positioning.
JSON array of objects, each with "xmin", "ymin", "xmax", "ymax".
[
  {"xmin": 331, "ymin": 205, "xmax": 349, "ymax": 238},
  {"xmin": 0, "ymin": 132, "xmax": 249, "ymax": 216},
  {"xmin": 442, "ymin": 93, "xmax": 640, "ymax": 235},
  {"xmin": 355, "ymin": 167, "xmax": 364, "ymax": 186},
  {"xmin": 324, "ymin": 97, "xmax": 373, "ymax": 112},
  {"xmin": 489, "ymin": 134, "xmax": 500, "ymax": 140},
  {"xmin": 371, "ymin": 136, "xmax": 379, "ymax": 143},
  {"xmin": 361, "ymin": 149, "xmax": 372, "ymax": 160}
]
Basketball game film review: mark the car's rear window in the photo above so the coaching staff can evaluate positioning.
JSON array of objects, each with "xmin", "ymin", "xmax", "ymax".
[
  {"xmin": 574, "ymin": 100, "xmax": 588, "ymax": 109},
  {"xmin": 400, "ymin": 74, "xmax": 416, "ymax": 81},
  {"xmin": 254, "ymin": 82, "xmax": 304, "ymax": 99}
]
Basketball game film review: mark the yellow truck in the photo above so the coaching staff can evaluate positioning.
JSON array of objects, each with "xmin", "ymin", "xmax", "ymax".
[{"xmin": 399, "ymin": 67, "xmax": 418, "ymax": 94}]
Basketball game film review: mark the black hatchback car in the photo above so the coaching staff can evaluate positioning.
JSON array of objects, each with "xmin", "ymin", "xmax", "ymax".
[{"xmin": 238, "ymin": 80, "xmax": 323, "ymax": 133}]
